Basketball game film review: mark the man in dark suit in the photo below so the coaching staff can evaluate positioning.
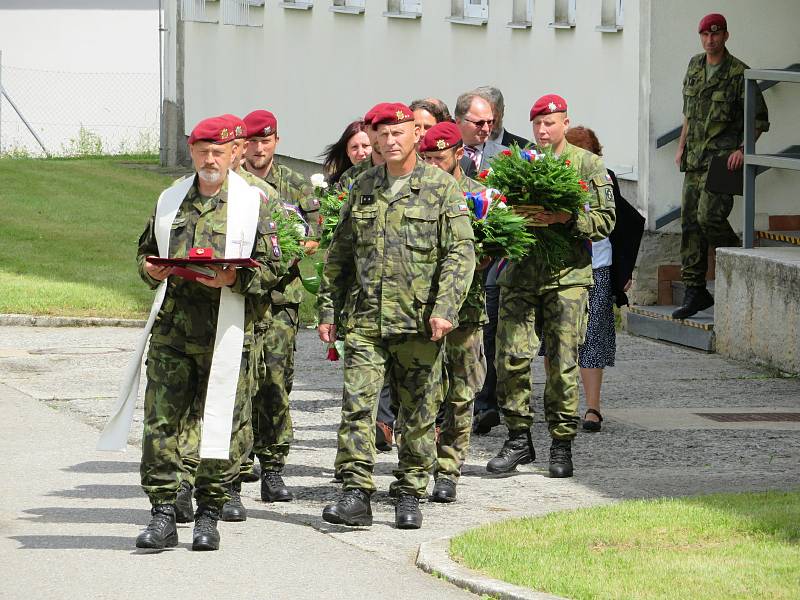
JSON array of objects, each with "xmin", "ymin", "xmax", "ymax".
[
  {"xmin": 454, "ymin": 91, "xmax": 507, "ymax": 178},
  {"xmin": 474, "ymin": 86, "xmax": 530, "ymax": 149}
]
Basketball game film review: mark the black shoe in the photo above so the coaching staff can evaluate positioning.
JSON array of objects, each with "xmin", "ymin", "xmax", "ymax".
[
  {"xmin": 221, "ymin": 483, "xmax": 247, "ymax": 522},
  {"xmin": 486, "ymin": 429, "xmax": 535, "ymax": 474},
  {"xmin": 239, "ymin": 462, "xmax": 261, "ymax": 483},
  {"xmin": 671, "ymin": 285, "xmax": 714, "ymax": 319},
  {"xmin": 549, "ymin": 439, "xmax": 574, "ymax": 478},
  {"xmin": 192, "ymin": 506, "xmax": 220, "ymax": 551},
  {"xmin": 261, "ymin": 470, "xmax": 293, "ymax": 502},
  {"xmin": 395, "ymin": 494, "xmax": 422, "ymax": 529},
  {"xmin": 582, "ymin": 408, "xmax": 603, "ymax": 433},
  {"xmin": 472, "ymin": 408, "xmax": 500, "ymax": 435},
  {"xmin": 136, "ymin": 504, "xmax": 178, "ymax": 549},
  {"xmin": 322, "ymin": 489, "xmax": 373, "ymax": 527},
  {"xmin": 175, "ymin": 481, "xmax": 194, "ymax": 524},
  {"xmin": 430, "ymin": 478, "xmax": 457, "ymax": 503}
]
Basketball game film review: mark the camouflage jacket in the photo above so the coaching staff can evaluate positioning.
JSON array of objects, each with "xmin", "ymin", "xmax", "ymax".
[
  {"xmin": 499, "ymin": 141, "xmax": 616, "ymax": 291},
  {"xmin": 318, "ymin": 157, "xmax": 476, "ymax": 337},
  {"xmin": 456, "ymin": 175, "xmax": 488, "ymax": 327},
  {"xmin": 137, "ymin": 175, "xmax": 285, "ymax": 353},
  {"xmin": 257, "ymin": 159, "xmax": 322, "ymax": 306},
  {"xmin": 681, "ymin": 50, "xmax": 770, "ymax": 172},
  {"xmin": 336, "ymin": 156, "xmax": 377, "ymax": 193}
]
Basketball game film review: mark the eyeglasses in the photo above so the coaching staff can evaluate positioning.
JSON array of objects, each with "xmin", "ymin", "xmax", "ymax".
[{"xmin": 463, "ymin": 117, "xmax": 495, "ymax": 129}]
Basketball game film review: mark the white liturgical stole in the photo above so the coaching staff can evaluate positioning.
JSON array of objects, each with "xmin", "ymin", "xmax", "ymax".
[{"xmin": 97, "ymin": 170, "xmax": 260, "ymax": 459}]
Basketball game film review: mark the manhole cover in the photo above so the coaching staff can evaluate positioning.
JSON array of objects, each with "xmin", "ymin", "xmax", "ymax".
[
  {"xmin": 28, "ymin": 347, "xmax": 128, "ymax": 356},
  {"xmin": 695, "ymin": 412, "xmax": 800, "ymax": 422}
]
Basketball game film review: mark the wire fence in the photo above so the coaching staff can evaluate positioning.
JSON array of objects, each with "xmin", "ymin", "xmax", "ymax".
[{"xmin": 0, "ymin": 64, "xmax": 159, "ymax": 158}]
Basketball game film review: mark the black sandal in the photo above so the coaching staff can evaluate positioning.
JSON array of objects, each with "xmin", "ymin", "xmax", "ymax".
[{"xmin": 582, "ymin": 408, "xmax": 603, "ymax": 432}]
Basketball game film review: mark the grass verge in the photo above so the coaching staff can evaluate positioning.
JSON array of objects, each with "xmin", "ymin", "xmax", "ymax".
[
  {"xmin": 450, "ymin": 490, "xmax": 800, "ymax": 600},
  {"xmin": 0, "ymin": 157, "xmax": 319, "ymax": 323}
]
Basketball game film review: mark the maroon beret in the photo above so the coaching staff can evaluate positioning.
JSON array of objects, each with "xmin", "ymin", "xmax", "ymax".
[
  {"xmin": 187, "ymin": 116, "xmax": 236, "ymax": 145},
  {"xmin": 698, "ymin": 13, "xmax": 726, "ymax": 33},
  {"xmin": 363, "ymin": 103, "xmax": 389, "ymax": 126},
  {"xmin": 529, "ymin": 94, "xmax": 568, "ymax": 121},
  {"xmin": 419, "ymin": 122, "xmax": 462, "ymax": 153},
  {"xmin": 371, "ymin": 102, "xmax": 414, "ymax": 127},
  {"xmin": 221, "ymin": 114, "xmax": 247, "ymax": 139},
  {"xmin": 243, "ymin": 110, "xmax": 278, "ymax": 138}
]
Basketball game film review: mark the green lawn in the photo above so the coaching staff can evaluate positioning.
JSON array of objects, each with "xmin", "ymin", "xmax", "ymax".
[
  {"xmin": 0, "ymin": 156, "xmax": 320, "ymax": 323},
  {"xmin": 0, "ymin": 157, "xmax": 175, "ymax": 318},
  {"xmin": 451, "ymin": 490, "xmax": 800, "ymax": 600}
]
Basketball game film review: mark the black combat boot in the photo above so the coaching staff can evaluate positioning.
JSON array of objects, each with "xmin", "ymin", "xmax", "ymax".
[
  {"xmin": 322, "ymin": 489, "xmax": 373, "ymax": 526},
  {"xmin": 175, "ymin": 481, "xmax": 194, "ymax": 524},
  {"xmin": 549, "ymin": 439, "xmax": 574, "ymax": 478},
  {"xmin": 261, "ymin": 470, "xmax": 293, "ymax": 502},
  {"xmin": 486, "ymin": 429, "xmax": 535, "ymax": 474},
  {"xmin": 135, "ymin": 504, "xmax": 178, "ymax": 549},
  {"xmin": 192, "ymin": 506, "xmax": 221, "ymax": 551},
  {"xmin": 395, "ymin": 494, "xmax": 422, "ymax": 530},
  {"xmin": 472, "ymin": 408, "xmax": 500, "ymax": 435},
  {"xmin": 671, "ymin": 285, "xmax": 714, "ymax": 319},
  {"xmin": 430, "ymin": 478, "xmax": 457, "ymax": 503},
  {"xmin": 221, "ymin": 482, "xmax": 247, "ymax": 522}
]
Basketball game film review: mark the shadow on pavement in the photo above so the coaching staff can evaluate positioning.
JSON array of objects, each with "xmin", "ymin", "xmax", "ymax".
[
  {"xmin": 47, "ymin": 484, "xmax": 144, "ymax": 500},
  {"xmin": 62, "ymin": 461, "xmax": 140, "ymax": 474},
  {"xmin": 21, "ymin": 506, "xmax": 151, "ymax": 524},
  {"xmin": 9, "ymin": 535, "xmax": 137, "ymax": 551}
]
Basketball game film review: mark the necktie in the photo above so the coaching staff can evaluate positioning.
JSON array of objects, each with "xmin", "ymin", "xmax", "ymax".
[{"xmin": 464, "ymin": 145, "xmax": 479, "ymax": 169}]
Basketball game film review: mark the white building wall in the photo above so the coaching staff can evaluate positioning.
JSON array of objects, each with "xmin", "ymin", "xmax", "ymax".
[
  {"xmin": 643, "ymin": 0, "xmax": 800, "ymax": 231},
  {"xmin": 182, "ymin": 0, "xmax": 640, "ymax": 182},
  {"xmin": 0, "ymin": 1, "xmax": 160, "ymax": 155}
]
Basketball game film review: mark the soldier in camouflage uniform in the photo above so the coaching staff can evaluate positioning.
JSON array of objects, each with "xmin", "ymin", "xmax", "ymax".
[
  {"xmin": 240, "ymin": 110, "xmax": 322, "ymax": 504},
  {"xmin": 673, "ymin": 13, "xmax": 769, "ymax": 319},
  {"xmin": 419, "ymin": 121, "xmax": 488, "ymax": 503},
  {"xmin": 135, "ymin": 116, "xmax": 285, "ymax": 551},
  {"xmin": 173, "ymin": 114, "xmax": 289, "ymax": 524},
  {"xmin": 318, "ymin": 103, "xmax": 475, "ymax": 530},
  {"xmin": 488, "ymin": 95, "xmax": 616, "ymax": 478}
]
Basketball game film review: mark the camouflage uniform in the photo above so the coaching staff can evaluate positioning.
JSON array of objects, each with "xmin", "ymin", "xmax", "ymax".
[
  {"xmin": 337, "ymin": 155, "xmax": 377, "ymax": 193},
  {"xmin": 249, "ymin": 159, "xmax": 322, "ymax": 472},
  {"xmin": 496, "ymin": 142, "xmax": 615, "ymax": 440},
  {"xmin": 137, "ymin": 175, "xmax": 284, "ymax": 510},
  {"xmin": 434, "ymin": 175, "xmax": 489, "ymax": 484},
  {"xmin": 318, "ymin": 157, "xmax": 475, "ymax": 497},
  {"xmin": 175, "ymin": 166, "xmax": 286, "ymax": 486},
  {"xmin": 680, "ymin": 50, "xmax": 769, "ymax": 287}
]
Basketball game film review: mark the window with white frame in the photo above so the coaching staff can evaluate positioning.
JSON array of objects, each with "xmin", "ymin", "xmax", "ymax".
[
  {"xmin": 280, "ymin": 0, "xmax": 313, "ymax": 9},
  {"xmin": 222, "ymin": 0, "xmax": 263, "ymax": 26},
  {"xmin": 384, "ymin": 0, "xmax": 422, "ymax": 19},
  {"xmin": 181, "ymin": 0, "xmax": 217, "ymax": 23},
  {"xmin": 508, "ymin": 0, "xmax": 533, "ymax": 29},
  {"xmin": 331, "ymin": 0, "xmax": 365, "ymax": 14},
  {"xmin": 447, "ymin": 0, "xmax": 488, "ymax": 26},
  {"xmin": 549, "ymin": 0, "xmax": 575, "ymax": 29},
  {"xmin": 597, "ymin": 0, "xmax": 623, "ymax": 32}
]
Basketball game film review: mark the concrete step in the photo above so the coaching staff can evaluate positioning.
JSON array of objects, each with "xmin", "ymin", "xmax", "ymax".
[
  {"xmin": 756, "ymin": 230, "xmax": 800, "ymax": 247},
  {"xmin": 626, "ymin": 305, "xmax": 715, "ymax": 352},
  {"xmin": 671, "ymin": 280, "xmax": 715, "ymax": 307}
]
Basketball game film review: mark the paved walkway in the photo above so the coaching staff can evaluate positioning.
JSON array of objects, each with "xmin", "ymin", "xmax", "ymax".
[{"xmin": 1, "ymin": 325, "xmax": 799, "ymax": 599}]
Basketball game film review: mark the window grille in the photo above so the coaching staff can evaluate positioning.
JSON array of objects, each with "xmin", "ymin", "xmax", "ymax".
[
  {"xmin": 597, "ymin": 0, "xmax": 623, "ymax": 32},
  {"xmin": 384, "ymin": 0, "xmax": 422, "ymax": 19},
  {"xmin": 331, "ymin": 0, "xmax": 366, "ymax": 14},
  {"xmin": 181, "ymin": 0, "xmax": 217, "ymax": 23},
  {"xmin": 549, "ymin": 0, "xmax": 575, "ymax": 29},
  {"xmin": 447, "ymin": 0, "xmax": 488, "ymax": 26},
  {"xmin": 222, "ymin": 0, "xmax": 263, "ymax": 26},
  {"xmin": 508, "ymin": 0, "xmax": 533, "ymax": 29}
]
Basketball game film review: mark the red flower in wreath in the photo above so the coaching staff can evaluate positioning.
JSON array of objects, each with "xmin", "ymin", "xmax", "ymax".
[
  {"xmin": 478, "ymin": 169, "xmax": 490, "ymax": 180},
  {"xmin": 579, "ymin": 179, "xmax": 589, "ymax": 192},
  {"xmin": 501, "ymin": 149, "xmax": 512, "ymax": 156},
  {"xmin": 565, "ymin": 159, "xmax": 571, "ymax": 166}
]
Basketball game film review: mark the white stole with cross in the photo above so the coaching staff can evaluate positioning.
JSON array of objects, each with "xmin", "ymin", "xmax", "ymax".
[{"xmin": 97, "ymin": 169, "xmax": 260, "ymax": 459}]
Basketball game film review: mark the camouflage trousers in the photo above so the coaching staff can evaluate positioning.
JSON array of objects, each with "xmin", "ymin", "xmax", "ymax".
[
  {"xmin": 434, "ymin": 325, "xmax": 486, "ymax": 483},
  {"xmin": 141, "ymin": 342, "xmax": 253, "ymax": 510},
  {"xmin": 681, "ymin": 169, "xmax": 739, "ymax": 287},
  {"xmin": 495, "ymin": 285, "xmax": 588, "ymax": 440},
  {"xmin": 335, "ymin": 331, "xmax": 444, "ymax": 497},
  {"xmin": 250, "ymin": 304, "xmax": 299, "ymax": 472}
]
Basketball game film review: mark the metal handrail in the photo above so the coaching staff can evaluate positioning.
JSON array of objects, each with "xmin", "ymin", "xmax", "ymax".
[{"xmin": 655, "ymin": 62, "xmax": 800, "ymax": 149}]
